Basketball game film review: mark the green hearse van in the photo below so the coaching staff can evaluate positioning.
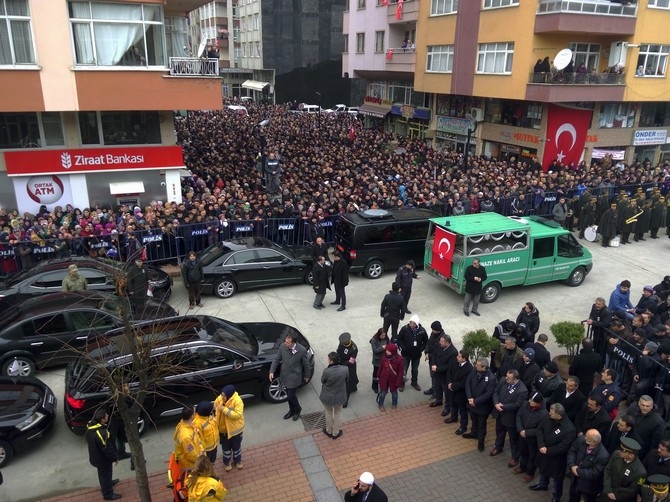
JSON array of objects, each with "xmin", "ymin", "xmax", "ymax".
[{"xmin": 424, "ymin": 213, "xmax": 593, "ymax": 303}]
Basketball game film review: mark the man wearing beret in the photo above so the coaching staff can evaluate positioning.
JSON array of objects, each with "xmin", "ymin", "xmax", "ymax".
[{"xmin": 601, "ymin": 437, "xmax": 647, "ymax": 502}]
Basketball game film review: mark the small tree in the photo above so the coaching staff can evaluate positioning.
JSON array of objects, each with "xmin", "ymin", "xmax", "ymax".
[
  {"xmin": 550, "ymin": 321, "xmax": 585, "ymax": 362},
  {"xmin": 462, "ymin": 329, "xmax": 500, "ymax": 361}
]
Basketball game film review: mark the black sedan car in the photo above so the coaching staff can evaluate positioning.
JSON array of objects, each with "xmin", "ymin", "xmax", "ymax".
[
  {"xmin": 0, "ymin": 256, "xmax": 172, "ymax": 303},
  {"xmin": 0, "ymin": 376, "xmax": 57, "ymax": 467},
  {"xmin": 0, "ymin": 291, "xmax": 177, "ymax": 377},
  {"xmin": 197, "ymin": 237, "xmax": 313, "ymax": 298},
  {"xmin": 64, "ymin": 315, "xmax": 314, "ymax": 435}
]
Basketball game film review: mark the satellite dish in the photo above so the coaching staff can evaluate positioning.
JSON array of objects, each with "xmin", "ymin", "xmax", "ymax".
[
  {"xmin": 554, "ymin": 48, "xmax": 573, "ymax": 71},
  {"xmin": 197, "ymin": 34, "xmax": 208, "ymax": 57}
]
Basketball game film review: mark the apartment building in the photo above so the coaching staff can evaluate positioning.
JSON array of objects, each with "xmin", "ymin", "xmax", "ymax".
[
  {"xmin": 0, "ymin": 0, "xmax": 222, "ymax": 216},
  {"xmin": 414, "ymin": 0, "xmax": 670, "ymax": 166}
]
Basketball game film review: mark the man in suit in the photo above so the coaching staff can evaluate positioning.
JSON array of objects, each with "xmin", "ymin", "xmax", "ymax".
[
  {"xmin": 529, "ymin": 333, "xmax": 551, "ymax": 370},
  {"xmin": 491, "ymin": 369, "xmax": 528, "ymax": 468},
  {"xmin": 604, "ymin": 415, "xmax": 642, "ymax": 455},
  {"xmin": 464, "ymin": 357, "xmax": 497, "ymax": 451},
  {"xmin": 344, "ymin": 471, "xmax": 388, "ymax": 502},
  {"xmin": 559, "ymin": 376, "xmax": 587, "ymax": 423},
  {"xmin": 566, "ymin": 429, "xmax": 610, "ymax": 502},
  {"xmin": 643, "ymin": 439, "xmax": 670, "ymax": 477},
  {"xmin": 330, "ymin": 251, "xmax": 349, "ymax": 312},
  {"xmin": 515, "ymin": 392, "xmax": 549, "ymax": 483},
  {"xmin": 575, "ymin": 394, "xmax": 612, "ymax": 438},
  {"xmin": 269, "ymin": 334, "xmax": 312, "ymax": 421},
  {"xmin": 311, "ymin": 255, "xmax": 330, "ymax": 309},
  {"xmin": 429, "ymin": 334, "xmax": 458, "ymax": 412},
  {"xmin": 447, "ymin": 349, "xmax": 474, "ymax": 434},
  {"xmin": 569, "ymin": 338, "xmax": 603, "ymax": 398}
]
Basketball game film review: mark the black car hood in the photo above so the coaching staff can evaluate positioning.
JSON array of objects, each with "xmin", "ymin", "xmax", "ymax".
[
  {"xmin": 238, "ymin": 322, "xmax": 309, "ymax": 356},
  {"xmin": 0, "ymin": 378, "xmax": 45, "ymax": 426}
]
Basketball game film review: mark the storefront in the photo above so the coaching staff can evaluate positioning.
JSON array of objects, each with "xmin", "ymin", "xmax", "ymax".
[
  {"xmin": 390, "ymin": 104, "xmax": 431, "ymax": 139},
  {"xmin": 357, "ymin": 98, "xmax": 393, "ymax": 130},
  {"xmin": 481, "ymin": 124, "xmax": 539, "ymax": 163},
  {"xmin": 632, "ymin": 128, "xmax": 668, "ymax": 164},
  {"xmin": 2, "ymin": 146, "xmax": 186, "ymax": 215},
  {"xmin": 434, "ymin": 116, "xmax": 471, "ymax": 153}
]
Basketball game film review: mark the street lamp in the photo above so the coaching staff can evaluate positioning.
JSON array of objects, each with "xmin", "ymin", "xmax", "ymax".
[
  {"xmin": 315, "ymin": 92, "xmax": 323, "ymax": 142},
  {"xmin": 464, "ymin": 112, "xmax": 479, "ymax": 170}
]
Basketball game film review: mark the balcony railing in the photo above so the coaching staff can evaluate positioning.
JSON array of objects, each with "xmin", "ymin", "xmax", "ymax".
[
  {"xmin": 528, "ymin": 71, "xmax": 626, "ymax": 84},
  {"xmin": 168, "ymin": 57, "xmax": 220, "ymax": 76},
  {"xmin": 537, "ymin": 0, "xmax": 637, "ymax": 16}
]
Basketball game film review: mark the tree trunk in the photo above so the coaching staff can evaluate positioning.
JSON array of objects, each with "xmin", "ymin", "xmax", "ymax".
[{"xmin": 118, "ymin": 400, "xmax": 153, "ymax": 502}]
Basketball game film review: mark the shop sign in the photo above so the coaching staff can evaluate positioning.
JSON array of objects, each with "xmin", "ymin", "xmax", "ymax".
[
  {"xmin": 633, "ymin": 129, "xmax": 667, "ymax": 146},
  {"xmin": 436, "ymin": 116, "xmax": 470, "ymax": 135},
  {"xmin": 499, "ymin": 130, "xmax": 539, "ymax": 145},
  {"xmin": 4, "ymin": 146, "xmax": 185, "ymax": 176}
]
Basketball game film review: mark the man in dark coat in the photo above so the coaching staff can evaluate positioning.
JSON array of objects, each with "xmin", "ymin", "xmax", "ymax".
[
  {"xmin": 429, "ymin": 333, "xmax": 457, "ymax": 413},
  {"xmin": 515, "ymin": 392, "xmax": 549, "ymax": 483},
  {"xmin": 344, "ymin": 471, "xmax": 388, "ymax": 502},
  {"xmin": 269, "ymin": 333, "xmax": 312, "ymax": 421},
  {"xmin": 529, "ymin": 333, "xmax": 552, "ymax": 370},
  {"xmin": 643, "ymin": 439, "xmax": 670, "ymax": 477},
  {"xmin": 532, "ymin": 361, "xmax": 566, "ymax": 408},
  {"xmin": 626, "ymin": 396, "xmax": 666, "ymax": 460},
  {"xmin": 586, "ymin": 297, "xmax": 612, "ymax": 358},
  {"xmin": 575, "ymin": 395, "xmax": 612, "ymax": 438},
  {"xmin": 519, "ymin": 348, "xmax": 540, "ymax": 391},
  {"xmin": 491, "ymin": 369, "xmax": 528, "ymax": 467},
  {"xmin": 531, "ymin": 403, "xmax": 577, "ymax": 502},
  {"xmin": 493, "ymin": 336, "xmax": 524, "ymax": 378},
  {"xmin": 599, "ymin": 203, "xmax": 618, "ymax": 247},
  {"xmin": 181, "ymin": 250, "xmax": 204, "ymax": 308},
  {"xmin": 463, "ymin": 258, "xmax": 487, "ymax": 316},
  {"xmin": 569, "ymin": 338, "xmax": 604, "ymax": 398},
  {"xmin": 86, "ymin": 408, "xmax": 121, "ymax": 501},
  {"xmin": 395, "ymin": 260, "xmax": 419, "ymax": 314},
  {"xmin": 604, "ymin": 415, "xmax": 642, "ymax": 455},
  {"xmin": 464, "ymin": 357, "xmax": 496, "ymax": 451},
  {"xmin": 125, "ymin": 258, "xmax": 148, "ymax": 300},
  {"xmin": 650, "ymin": 196, "xmax": 667, "ymax": 239},
  {"xmin": 424, "ymin": 321, "xmax": 445, "ymax": 401},
  {"xmin": 396, "ymin": 315, "xmax": 428, "ymax": 391},
  {"xmin": 330, "ymin": 251, "xmax": 349, "ymax": 311},
  {"xmin": 448, "ymin": 350, "xmax": 474, "ymax": 434},
  {"xmin": 336, "ymin": 332, "xmax": 359, "ymax": 408},
  {"xmin": 620, "ymin": 198, "xmax": 639, "ymax": 245},
  {"xmin": 559, "ymin": 376, "xmax": 587, "ymax": 423},
  {"xmin": 601, "ymin": 437, "xmax": 647, "ymax": 502},
  {"xmin": 566, "ymin": 429, "xmax": 610, "ymax": 502},
  {"xmin": 380, "ymin": 282, "xmax": 406, "ymax": 340},
  {"xmin": 311, "ymin": 255, "xmax": 330, "ymax": 309}
]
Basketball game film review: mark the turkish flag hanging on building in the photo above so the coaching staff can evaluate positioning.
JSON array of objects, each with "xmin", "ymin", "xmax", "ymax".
[
  {"xmin": 386, "ymin": 48, "xmax": 393, "ymax": 60},
  {"xmin": 431, "ymin": 226, "xmax": 456, "ymax": 278},
  {"xmin": 382, "ymin": 0, "xmax": 389, "ymax": 5},
  {"xmin": 396, "ymin": 0, "xmax": 403, "ymax": 19},
  {"xmin": 542, "ymin": 104, "xmax": 592, "ymax": 170}
]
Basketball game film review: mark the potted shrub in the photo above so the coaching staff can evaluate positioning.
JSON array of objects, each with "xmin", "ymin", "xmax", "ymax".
[
  {"xmin": 462, "ymin": 329, "xmax": 500, "ymax": 361},
  {"xmin": 550, "ymin": 321, "xmax": 586, "ymax": 379}
]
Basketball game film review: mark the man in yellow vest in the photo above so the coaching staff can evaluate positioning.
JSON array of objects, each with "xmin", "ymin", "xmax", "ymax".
[
  {"xmin": 193, "ymin": 401, "xmax": 220, "ymax": 463},
  {"xmin": 173, "ymin": 407, "xmax": 205, "ymax": 471},
  {"xmin": 215, "ymin": 385, "xmax": 245, "ymax": 471}
]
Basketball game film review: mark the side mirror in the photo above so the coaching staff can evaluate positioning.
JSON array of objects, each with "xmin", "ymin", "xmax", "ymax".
[
  {"xmin": 233, "ymin": 359, "xmax": 244, "ymax": 370},
  {"xmin": 281, "ymin": 258, "xmax": 290, "ymax": 265}
]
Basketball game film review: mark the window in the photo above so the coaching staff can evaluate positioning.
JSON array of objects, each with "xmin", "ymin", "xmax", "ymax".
[
  {"xmin": 430, "ymin": 0, "xmax": 458, "ymax": 15},
  {"xmin": 255, "ymin": 249, "xmax": 283, "ymax": 263},
  {"xmin": 636, "ymin": 44, "xmax": 669, "ymax": 77},
  {"xmin": 389, "ymin": 80, "xmax": 413, "ymax": 104},
  {"xmin": 369, "ymin": 80, "xmax": 387, "ymax": 100},
  {"xmin": 476, "ymin": 42, "xmax": 514, "ymax": 74},
  {"xmin": 569, "ymin": 42, "xmax": 600, "ymax": 71},
  {"xmin": 34, "ymin": 314, "xmax": 68, "ymax": 335},
  {"xmin": 375, "ymin": 31, "xmax": 384, "ymax": 53},
  {"xmin": 426, "ymin": 45, "xmax": 454, "ymax": 72},
  {"xmin": 0, "ymin": 112, "xmax": 65, "ymax": 149},
  {"xmin": 0, "ymin": 0, "xmax": 34, "ymax": 64},
  {"xmin": 357, "ymin": 0, "xmax": 366, "ymax": 9},
  {"xmin": 165, "ymin": 16, "xmax": 188, "ymax": 59},
  {"xmin": 356, "ymin": 33, "xmax": 365, "ymax": 53},
  {"xmin": 598, "ymin": 103, "xmax": 636, "ymax": 129},
  {"xmin": 226, "ymin": 250, "xmax": 256, "ymax": 265},
  {"xmin": 532, "ymin": 237, "xmax": 554, "ymax": 259},
  {"xmin": 78, "ymin": 111, "xmax": 161, "ymax": 145},
  {"xmin": 483, "ymin": 0, "xmax": 518, "ymax": 8},
  {"xmin": 69, "ymin": 1, "xmax": 166, "ymax": 67},
  {"xmin": 343, "ymin": 34, "xmax": 348, "ymax": 53},
  {"xmin": 640, "ymin": 102, "xmax": 670, "ymax": 127},
  {"xmin": 70, "ymin": 311, "xmax": 116, "ymax": 331},
  {"xmin": 649, "ymin": 0, "xmax": 670, "ymax": 8}
]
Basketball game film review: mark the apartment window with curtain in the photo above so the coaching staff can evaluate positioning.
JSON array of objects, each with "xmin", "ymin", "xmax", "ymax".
[
  {"xmin": 358, "ymin": 0, "xmax": 366, "ymax": 9},
  {"xmin": 356, "ymin": 33, "xmax": 365, "ymax": 53},
  {"xmin": 476, "ymin": 42, "xmax": 514, "ymax": 74},
  {"xmin": 569, "ymin": 42, "xmax": 600, "ymax": 71},
  {"xmin": 369, "ymin": 81, "xmax": 387, "ymax": 100},
  {"xmin": 636, "ymin": 44, "xmax": 669, "ymax": 76},
  {"xmin": 648, "ymin": 0, "xmax": 670, "ymax": 8},
  {"xmin": 165, "ymin": 16, "xmax": 188, "ymax": 59},
  {"xmin": 69, "ymin": 1, "xmax": 166, "ymax": 67},
  {"xmin": 389, "ymin": 81, "xmax": 413, "ymax": 104},
  {"xmin": 430, "ymin": 0, "xmax": 458, "ymax": 16},
  {"xmin": 0, "ymin": 0, "xmax": 35, "ymax": 65},
  {"xmin": 375, "ymin": 31, "xmax": 384, "ymax": 53},
  {"xmin": 426, "ymin": 45, "xmax": 454, "ymax": 72}
]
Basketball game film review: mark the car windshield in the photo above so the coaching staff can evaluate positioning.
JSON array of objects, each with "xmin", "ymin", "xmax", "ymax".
[
  {"xmin": 199, "ymin": 244, "xmax": 234, "ymax": 266},
  {"xmin": 98, "ymin": 296, "xmax": 134, "ymax": 316},
  {"xmin": 0, "ymin": 382, "xmax": 42, "ymax": 413},
  {"xmin": 202, "ymin": 317, "xmax": 257, "ymax": 355}
]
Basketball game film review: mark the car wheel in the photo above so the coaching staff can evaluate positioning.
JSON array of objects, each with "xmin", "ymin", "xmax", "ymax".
[
  {"xmin": 214, "ymin": 279, "xmax": 236, "ymax": 298},
  {"xmin": 262, "ymin": 376, "xmax": 288, "ymax": 403},
  {"xmin": 2, "ymin": 356, "xmax": 36, "ymax": 377},
  {"xmin": 480, "ymin": 282, "xmax": 501, "ymax": 303},
  {"xmin": 0, "ymin": 439, "xmax": 13, "ymax": 467},
  {"xmin": 304, "ymin": 269, "xmax": 313, "ymax": 285},
  {"xmin": 364, "ymin": 260, "xmax": 384, "ymax": 279},
  {"xmin": 567, "ymin": 266, "xmax": 586, "ymax": 287}
]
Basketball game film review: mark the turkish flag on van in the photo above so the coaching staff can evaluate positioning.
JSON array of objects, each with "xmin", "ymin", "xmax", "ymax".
[{"xmin": 431, "ymin": 226, "xmax": 456, "ymax": 278}]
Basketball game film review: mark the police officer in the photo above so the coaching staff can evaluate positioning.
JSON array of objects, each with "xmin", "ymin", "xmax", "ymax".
[{"xmin": 380, "ymin": 282, "xmax": 406, "ymax": 341}]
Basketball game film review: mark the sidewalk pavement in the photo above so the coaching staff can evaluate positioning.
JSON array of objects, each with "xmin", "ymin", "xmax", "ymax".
[{"xmin": 44, "ymin": 400, "xmax": 544, "ymax": 502}]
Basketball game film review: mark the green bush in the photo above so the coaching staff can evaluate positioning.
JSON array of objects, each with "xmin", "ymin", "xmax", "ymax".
[
  {"xmin": 462, "ymin": 329, "xmax": 500, "ymax": 361},
  {"xmin": 550, "ymin": 321, "xmax": 585, "ymax": 362}
]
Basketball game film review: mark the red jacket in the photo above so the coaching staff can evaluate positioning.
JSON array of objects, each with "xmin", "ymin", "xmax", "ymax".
[{"xmin": 377, "ymin": 344, "xmax": 404, "ymax": 392}]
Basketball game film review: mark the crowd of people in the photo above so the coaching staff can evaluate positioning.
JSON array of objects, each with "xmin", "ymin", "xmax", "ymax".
[{"xmin": 2, "ymin": 100, "xmax": 670, "ymax": 274}]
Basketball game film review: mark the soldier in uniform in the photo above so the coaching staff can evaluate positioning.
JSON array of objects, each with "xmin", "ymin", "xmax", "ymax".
[
  {"xmin": 640, "ymin": 474, "xmax": 670, "ymax": 502},
  {"xmin": 634, "ymin": 199, "xmax": 652, "ymax": 242},
  {"xmin": 650, "ymin": 196, "xmax": 667, "ymax": 239},
  {"xmin": 578, "ymin": 197, "xmax": 597, "ymax": 240},
  {"xmin": 616, "ymin": 192, "xmax": 629, "ymax": 236},
  {"xmin": 621, "ymin": 199, "xmax": 639, "ymax": 245},
  {"xmin": 600, "ymin": 437, "xmax": 647, "ymax": 502}
]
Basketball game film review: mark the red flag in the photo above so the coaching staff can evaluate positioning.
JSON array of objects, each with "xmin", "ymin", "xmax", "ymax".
[
  {"xmin": 431, "ymin": 226, "xmax": 456, "ymax": 279},
  {"xmin": 382, "ymin": 0, "xmax": 388, "ymax": 5},
  {"xmin": 396, "ymin": 0, "xmax": 403, "ymax": 19},
  {"xmin": 542, "ymin": 104, "xmax": 592, "ymax": 170},
  {"xmin": 349, "ymin": 126, "xmax": 355, "ymax": 141},
  {"xmin": 386, "ymin": 48, "xmax": 393, "ymax": 61}
]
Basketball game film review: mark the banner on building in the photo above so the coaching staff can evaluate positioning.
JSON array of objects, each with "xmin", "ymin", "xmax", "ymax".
[{"xmin": 542, "ymin": 104, "xmax": 592, "ymax": 169}]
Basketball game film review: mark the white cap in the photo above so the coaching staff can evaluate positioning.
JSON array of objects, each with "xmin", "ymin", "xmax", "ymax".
[
  {"xmin": 409, "ymin": 314, "xmax": 420, "ymax": 325},
  {"xmin": 359, "ymin": 472, "xmax": 374, "ymax": 485}
]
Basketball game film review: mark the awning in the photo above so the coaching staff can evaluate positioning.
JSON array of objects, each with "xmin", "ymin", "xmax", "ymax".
[
  {"xmin": 110, "ymin": 181, "xmax": 145, "ymax": 195},
  {"xmin": 242, "ymin": 80, "xmax": 269, "ymax": 91},
  {"xmin": 357, "ymin": 102, "xmax": 392, "ymax": 118}
]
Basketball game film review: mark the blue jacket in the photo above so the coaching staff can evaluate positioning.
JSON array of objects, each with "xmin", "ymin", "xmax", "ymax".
[{"xmin": 609, "ymin": 284, "xmax": 633, "ymax": 312}]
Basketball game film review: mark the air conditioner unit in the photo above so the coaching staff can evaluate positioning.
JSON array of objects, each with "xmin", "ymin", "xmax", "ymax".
[{"xmin": 470, "ymin": 107, "xmax": 484, "ymax": 122}]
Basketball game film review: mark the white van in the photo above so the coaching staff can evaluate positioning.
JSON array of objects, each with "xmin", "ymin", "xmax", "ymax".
[
  {"xmin": 226, "ymin": 105, "xmax": 248, "ymax": 116},
  {"xmin": 301, "ymin": 104, "xmax": 322, "ymax": 114}
]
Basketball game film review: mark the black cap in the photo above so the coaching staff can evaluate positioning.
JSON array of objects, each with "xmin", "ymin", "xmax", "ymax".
[
  {"xmin": 544, "ymin": 361, "xmax": 559, "ymax": 374},
  {"xmin": 431, "ymin": 321, "xmax": 442, "ymax": 331},
  {"xmin": 530, "ymin": 392, "xmax": 544, "ymax": 404}
]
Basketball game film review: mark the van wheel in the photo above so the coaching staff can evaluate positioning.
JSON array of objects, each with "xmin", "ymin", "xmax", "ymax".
[
  {"xmin": 567, "ymin": 267, "xmax": 586, "ymax": 287},
  {"xmin": 364, "ymin": 260, "xmax": 384, "ymax": 279},
  {"xmin": 480, "ymin": 282, "xmax": 501, "ymax": 303}
]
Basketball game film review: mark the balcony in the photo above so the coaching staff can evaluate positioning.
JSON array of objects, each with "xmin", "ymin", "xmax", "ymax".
[
  {"xmin": 387, "ymin": 0, "xmax": 419, "ymax": 24},
  {"xmin": 385, "ymin": 48, "xmax": 416, "ymax": 73},
  {"xmin": 535, "ymin": 0, "xmax": 637, "ymax": 35},
  {"xmin": 169, "ymin": 57, "xmax": 220, "ymax": 76},
  {"xmin": 525, "ymin": 71, "xmax": 625, "ymax": 102}
]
